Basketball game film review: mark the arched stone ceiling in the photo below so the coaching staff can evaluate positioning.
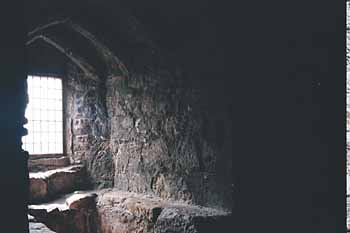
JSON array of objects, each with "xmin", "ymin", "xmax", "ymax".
[{"xmin": 27, "ymin": 19, "xmax": 130, "ymax": 81}]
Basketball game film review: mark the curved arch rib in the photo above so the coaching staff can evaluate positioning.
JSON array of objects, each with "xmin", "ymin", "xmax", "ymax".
[
  {"xmin": 27, "ymin": 34, "xmax": 99, "ymax": 81},
  {"xmin": 28, "ymin": 19, "xmax": 70, "ymax": 37},
  {"xmin": 28, "ymin": 19, "xmax": 129, "ymax": 78},
  {"xmin": 68, "ymin": 22, "xmax": 130, "ymax": 78}
]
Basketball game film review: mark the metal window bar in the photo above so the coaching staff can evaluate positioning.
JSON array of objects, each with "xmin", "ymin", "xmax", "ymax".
[{"xmin": 22, "ymin": 75, "xmax": 63, "ymax": 155}]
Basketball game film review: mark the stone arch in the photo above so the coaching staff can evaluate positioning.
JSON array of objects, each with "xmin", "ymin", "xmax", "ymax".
[
  {"xmin": 26, "ymin": 20, "xmax": 122, "ymax": 188},
  {"xmin": 27, "ymin": 19, "xmax": 129, "ymax": 81},
  {"xmin": 27, "ymin": 34, "xmax": 98, "ymax": 81}
]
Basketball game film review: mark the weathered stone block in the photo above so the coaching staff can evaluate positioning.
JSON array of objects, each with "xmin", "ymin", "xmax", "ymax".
[
  {"xmin": 29, "ymin": 165, "xmax": 87, "ymax": 203},
  {"xmin": 96, "ymin": 190, "xmax": 164, "ymax": 233},
  {"xmin": 154, "ymin": 206, "xmax": 232, "ymax": 233},
  {"xmin": 95, "ymin": 190, "xmax": 232, "ymax": 233},
  {"xmin": 47, "ymin": 166, "xmax": 86, "ymax": 195},
  {"xmin": 29, "ymin": 178, "xmax": 48, "ymax": 202},
  {"xmin": 28, "ymin": 156, "xmax": 70, "ymax": 172},
  {"xmin": 66, "ymin": 192, "xmax": 98, "ymax": 210},
  {"xmin": 29, "ymin": 191, "xmax": 98, "ymax": 233},
  {"xmin": 87, "ymin": 147, "xmax": 115, "ymax": 189}
]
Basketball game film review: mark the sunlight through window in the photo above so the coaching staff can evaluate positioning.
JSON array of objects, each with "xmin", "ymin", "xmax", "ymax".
[{"xmin": 22, "ymin": 75, "xmax": 63, "ymax": 154}]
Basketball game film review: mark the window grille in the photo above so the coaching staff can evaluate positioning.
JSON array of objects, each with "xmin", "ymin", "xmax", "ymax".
[{"xmin": 22, "ymin": 75, "xmax": 63, "ymax": 155}]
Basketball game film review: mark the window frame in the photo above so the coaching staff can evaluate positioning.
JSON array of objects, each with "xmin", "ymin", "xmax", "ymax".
[{"xmin": 24, "ymin": 73, "xmax": 67, "ymax": 158}]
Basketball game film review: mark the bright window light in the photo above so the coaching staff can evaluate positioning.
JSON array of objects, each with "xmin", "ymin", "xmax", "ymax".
[{"xmin": 22, "ymin": 75, "xmax": 63, "ymax": 154}]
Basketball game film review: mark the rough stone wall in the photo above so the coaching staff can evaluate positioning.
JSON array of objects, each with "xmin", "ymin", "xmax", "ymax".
[
  {"xmin": 106, "ymin": 70, "xmax": 232, "ymax": 210},
  {"xmin": 65, "ymin": 10, "xmax": 233, "ymax": 210},
  {"xmin": 66, "ymin": 10, "xmax": 234, "ymax": 210},
  {"xmin": 65, "ymin": 63, "xmax": 114, "ymax": 189}
]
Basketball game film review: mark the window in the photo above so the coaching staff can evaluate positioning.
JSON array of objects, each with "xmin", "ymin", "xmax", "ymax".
[{"xmin": 22, "ymin": 75, "xmax": 63, "ymax": 155}]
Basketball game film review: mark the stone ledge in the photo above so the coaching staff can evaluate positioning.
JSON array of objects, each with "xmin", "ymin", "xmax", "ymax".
[
  {"xmin": 29, "ymin": 191, "xmax": 97, "ymax": 213},
  {"xmin": 28, "ymin": 156, "xmax": 70, "ymax": 172},
  {"xmin": 29, "ymin": 165, "xmax": 84, "ymax": 179},
  {"xmin": 29, "ymin": 154, "xmax": 66, "ymax": 160},
  {"xmin": 29, "ymin": 165, "xmax": 87, "ymax": 203},
  {"xmin": 96, "ymin": 189, "xmax": 232, "ymax": 233}
]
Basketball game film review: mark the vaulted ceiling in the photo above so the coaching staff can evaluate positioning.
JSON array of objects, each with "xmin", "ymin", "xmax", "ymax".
[{"xmin": 27, "ymin": 0, "xmax": 234, "ymax": 109}]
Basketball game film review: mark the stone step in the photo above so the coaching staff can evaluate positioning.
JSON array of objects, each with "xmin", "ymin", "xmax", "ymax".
[
  {"xmin": 29, "ymin": 191, "xmax": 98, "ymax": 233},
  {"xmin": 29, "ymin": 191, "xmax": 97, "ymax": 213},
  {"xmin": 29, "ymin": 165, "xmax": 88, "ymax": 204},
  {"xmin": 28, "ymin": 156, "xmax": 70, "ymax": 172}
]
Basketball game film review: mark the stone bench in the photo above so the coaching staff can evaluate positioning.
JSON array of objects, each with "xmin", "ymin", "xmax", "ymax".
[
  {"xmin": 96, "ymin": 189, "xmax": 232, "ymax": 233},
  {"xmin": 29, "ymin": 189, "xmax": 232, "ymax": 233},
  {"xmin": 29, "ymin": 165, "xmax": 88, "ymax": 203}
]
